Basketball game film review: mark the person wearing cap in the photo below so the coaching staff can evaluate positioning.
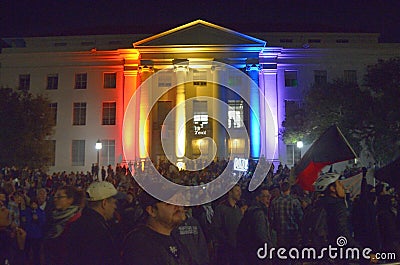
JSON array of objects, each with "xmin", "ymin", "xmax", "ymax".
[
  {"xmin": 67, "ymin": 181, "xmax": 122, "ymax": 265},
  {"xmin": 121, "ymin": 190, "xmax": 191, "ymax": 265}
]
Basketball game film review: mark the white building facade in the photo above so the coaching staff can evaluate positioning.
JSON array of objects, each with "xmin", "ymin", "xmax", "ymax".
[{"xmin": 0, "ymin": 20, "xmax": 399, "ymax": 173}]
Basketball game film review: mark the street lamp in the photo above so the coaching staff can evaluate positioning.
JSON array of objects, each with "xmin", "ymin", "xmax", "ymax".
[
  {"xmin": 95, "ymin": 139, "xmax": 102, "ymax": 180},
  {"xmin": 296, "ymin": 141, "xmax": 304, "ymax": 149}
]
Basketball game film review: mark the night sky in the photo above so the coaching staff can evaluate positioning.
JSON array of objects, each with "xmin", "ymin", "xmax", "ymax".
[{"xmin": 1, "ymin": 0, "xmax": 400, "ymax": 42}]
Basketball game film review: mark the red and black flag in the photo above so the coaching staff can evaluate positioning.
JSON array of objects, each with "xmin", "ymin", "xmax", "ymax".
[{"xmin": 295, "ymin": 125, "xmax": 357, "ymax": 191}]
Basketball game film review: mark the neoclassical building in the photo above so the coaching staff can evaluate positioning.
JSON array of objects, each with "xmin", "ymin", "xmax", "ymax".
[{"xmin": 1, "ymin": 20, "xmax": 399, "ymax": 172}]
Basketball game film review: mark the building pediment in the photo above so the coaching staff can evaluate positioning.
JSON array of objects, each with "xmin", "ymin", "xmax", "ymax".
[{"xmin": 133, "ymin": 20, "xmax": 266, "ymax": 48}]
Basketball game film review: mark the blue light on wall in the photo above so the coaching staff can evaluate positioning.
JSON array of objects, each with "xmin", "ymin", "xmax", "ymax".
[{"xmin": 247, "ymin": 64, "xmax": 261, "ymax": 159}]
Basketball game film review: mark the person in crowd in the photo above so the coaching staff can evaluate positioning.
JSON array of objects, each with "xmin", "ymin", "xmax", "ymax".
[
  {"xmin": 210, "ymin": 184, "xmax": 243, "ymax": 265},
  {"xmin": 237, "ymin": 185, "xmax": 273, "ymax": 265},
  {"xmin": 37, "ymin": 188, "xmax": 48, "ymax": 212},
  {"xmin": 121, "ymin": 190, "xmax": 191, "ymax": 265},
  {"xmin": 351, "ymin": 183, "xmax": 380, "ymax": 252},
  {"xmin": 0, "ymin": 199, "xmax": 27, "ymax": 265},
  {"xmin": 192, "ymin": 201, "xmax": 214, "ymax": 257},
  {"xmin": 172, "ymin": 207, "xmax": 210, "ymax": 265},
  {"xmin": 43, "ymin": 185, "xmax": 83, "ymax": 265},
  {"xmin": 268, "ymin": 184, "xmax": 280, "ymax": 204},
  {"xmin": 23, "ymin": 198, "xmax": 46, "ymax": 265},
  {"xmin": 314, "ymin": 173, "xmax": 361, "ymax": 248},
  {"xmin": 67, "ymin": 181, "xmax": 122, "ymax": 265},
  {"xmin": 270, "ymin": 182, "xmax": 303, "ymax": 250},
  {"xmin": 375, "ymin": 183, "xmax": 400, "ymax": 260}
]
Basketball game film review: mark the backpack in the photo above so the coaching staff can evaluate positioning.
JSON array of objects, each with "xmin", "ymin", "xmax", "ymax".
[
  {"xmin": 301, "ymin": 202, "xmax": 329, "ymax": 248},
  {"xmin": 237, "ymin": 207, "xmax": 265, "ymax": 249}
]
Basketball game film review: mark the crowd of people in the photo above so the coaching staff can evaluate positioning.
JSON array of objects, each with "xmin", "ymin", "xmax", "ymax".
[{"xmin": 0, "ymin": 159, "xmax": 399, "ymax": 265}]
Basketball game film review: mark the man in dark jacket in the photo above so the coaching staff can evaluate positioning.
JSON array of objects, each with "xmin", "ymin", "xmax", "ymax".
[
  {"xmin": 67, "ymin": 181, "xmax": 122, "ymax": 265},
  {"xmin": 211, "ymin": 184, "xmax": 243, "ymax": 265},
  {"xmin": 237, "ymin": 185, "xmax": 273, "ymax": 265},
  {"xmin": 314, "ymin": 173, "xmax": 360, "ymax": 248},
  {"xmin": 121, "ymin": 190, "xmax": 191, "ymax": 265}
]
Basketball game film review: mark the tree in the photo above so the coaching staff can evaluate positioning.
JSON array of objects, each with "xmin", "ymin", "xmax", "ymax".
[
  {"xmin": 0, "ymin": 88, "xmax": 54, "ymax": 169},
  {"xmin": 363, "ymin": 57, "xmax": 400, "ymax": 162},
  {"xmin": 282, "ymin": 79, "xmax": 372, "ymax": 154},
  {"xmin": 282, "ymin": 57, "xmax": 400, "ymax": 164}
]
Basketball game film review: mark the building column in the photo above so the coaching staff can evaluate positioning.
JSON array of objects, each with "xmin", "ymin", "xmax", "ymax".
[
  {"xmin": 122, "ymin": 69, "xmax": 140, "ymax": 161},
  {"xmin": 173, "ymin": 61, "xmax": 189, "ymax": 164},
  {"xmin": 138, "ymin": 64, "xmax": 154, "ymax": 159},
  {"xmin": 246, "ymin": 63, "xmax": 262, "ymax": 159},
  {"xmin": 260, "ymin": 67, "xmax": 279, "ymax": 162},
  {"xmin": 212, "ymin": 65, "xmax": 228, "ymax": 160}
]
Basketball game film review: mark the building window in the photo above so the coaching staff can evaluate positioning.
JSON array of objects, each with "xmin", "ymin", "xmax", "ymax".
[
  {"xmin": 344, "ymin": 70, "xmax": 357, "ymax": 84},
  {"xmin": 314, "ymin": 70, "xmax": 327, "ymax": 86},
  {"xmin": 104, "ymin": 73, "xmax": 116, "ymax": 88},
  {"xmin": 158, "ymin": 73, "xmax": 172, "ymax": 87},
  {"xmin": 308, "ymin": 39, "xmax": 321, "ymax": 43},
  {"xmin": 100, "ymin": 139, "xmax": 115, "ymax": 167},
  {"xmin": 19, "ymin": 74, "xmax": 30, "ymax": 90},
  {"xmin": 72, "ymin": 140, "xmax": 85, "ymax": 166},
  {"xmin": 228, "ymin": 100, "xmax": 244, "ymax": 129},
  {"xmin": 73, "ymin": 102, "xmax": 86, "ymax": 125},
  {"xmin": 286, "ymin": 144, "xmax": 301, "ymax": 165},
  {"xmin": 193, "ymin": 70, "xmax": 207, "ymax": 86},
  {"xmin": 47, "ymin": 74, "xmax": 58, "ymax": 90},
  {"xmin": 336, "ymin": 39, "xmax": 349, "ymax": 43},
  {"xmin": 46, "ymin": 140, "xmax": 56, "ymax": 166},
  {"xmin": 75, "ymin": 73, "xmax": 87, "ymax": 89},
  {"xmin": 49, "ymin": 103, "xmax": 58, "ymax": 126},
  {"xmin": 157, "ymin": 101, "xmax": 172, "ymax": 126},
  {"xmin": 280, "ymin": 39, "xmax": 293, "ymax": 43},
  {"xmin": 284, "ymin": 71, "xmax": 298, "ymax": 87},
  {"xmin": 193, "ymin": 100, "xmax": 208, "ymax": 136},
  {"xmin": 102, "ymin": 102, "xmax": 116, "ymax": 125}
]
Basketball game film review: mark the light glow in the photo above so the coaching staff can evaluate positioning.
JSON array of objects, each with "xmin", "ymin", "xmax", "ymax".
[{"xmin": 297, "ymin": 141, "xmax": 304, "ymax": 148}]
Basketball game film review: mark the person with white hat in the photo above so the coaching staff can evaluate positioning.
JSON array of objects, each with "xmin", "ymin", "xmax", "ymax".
[
  {"xmin": 67, "ymin": 181, "xmax": 123, "ymax": 265},
  {"xmin": 314, "ymin": 174, "xmax": 362, "ymax": 251}
]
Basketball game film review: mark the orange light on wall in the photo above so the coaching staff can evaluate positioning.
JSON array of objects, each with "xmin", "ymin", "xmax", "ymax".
[{"xmin": 138, "ymin": 66, "xmax": 153, "ymax": 159}]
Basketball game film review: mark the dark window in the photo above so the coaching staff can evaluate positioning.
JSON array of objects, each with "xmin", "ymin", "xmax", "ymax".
[
  {"xmin": 75, "ymin": 73, "xmax": 87, "ymax": 89},
  {"xmin": 344, "ymin": 70, "xmax": 357, "ymax": 84},
  {"xmin": 46, "ymin": 140, "xmax": 56, "ymax": 166},
  {"xmin": 49, "ymin": 103, "xmax": 58, "ymax": 126},
  {"xmin": 102, "ymin": 102, "xmax": 116, "ymax": 125},
  {"xmin": 73, "ymin": 102, "xmax": 86, "ymax": 125},
  {"xmin": 47, "ymin": 74, "xmax": 58, "ymax": 90},
  {"xmin": 100, "ymin": 140, "xmax": 115, "ymax": 167},
  {"xmin": 19, "ymin": 74, "xmax": 30, "ymax": 90},
  {"xmin": 72, "ymin": 140, "xmax": 85, "ymax": 166},
  {"xmin": 104, "ymin": 73, "xmax": 116, "ymax": 88},
  {"xmin": 314, "ymin": 70, "xmax": 327, "ymax": 86},
  {"xmin": 284, "ymin": 71, "xmax": 298, "ymax": 87}
]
